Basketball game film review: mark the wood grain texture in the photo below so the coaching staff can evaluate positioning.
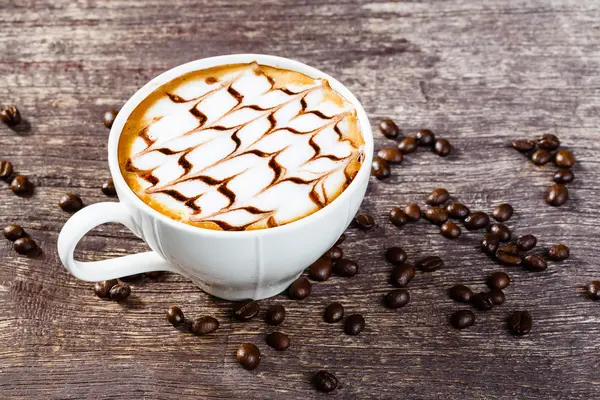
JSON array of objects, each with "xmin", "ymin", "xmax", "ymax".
[{"xmin": 1, "ymin": 0, "xmax": 600, "ymax": 398}]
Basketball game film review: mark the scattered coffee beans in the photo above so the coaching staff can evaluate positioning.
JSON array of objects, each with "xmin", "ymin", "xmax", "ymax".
[
  {"xmin": 289, "ymin": 277, "xmax": 311, "ymax": 299},
  {"xmin": 493, "ymin": 203, "xmax": 513, "ymax": 222},
  {"xmin": 309, "ymin": 257, "xmax": 333, "ymax": 281},
  {"xmin": 324, "ymin": 302, "xmax": 344, "ymax": 323},
  {"xmin": 531, "ymin": 149, "xmax": 551, "ymax": 166},
  {"xmin": 2, "ymin": 224, "xmax": 25, "ymax": 241},
  {"xmin": 345, "ymin": 314, "xmax": 365, "ymax": 335},
  {"xmin": 371, "ymin": 157, "xmax": 391, "ymax": 179},
  {"xmin": 489, "ymin": 289, "xmax": 505, "ymax": 305},
  {"xmin": 377, "ymin": 147, "xmax": 403, "ymax": 164},
  {"xmin": 481, "ymin": 233, "xmax": 501, "ymax": 256},
  {"xmin": 554, "ymin": 149, "xmax": 574, "ymax": 168},
  {"xmin": 190, "ymin": 316, "xmax": 219, "ymax": 335},
  {"xmin": 390, "ymin": 263, "xmax": 415, "ymax": 287},
  {"xmin": 313, "ymin": 370, "xmax": 338, "ymax": 393},
  {"xmin": 448, "ymin": 284, "xmax": 473, "ymax": 303},
  {"xmin": 404, "ymin": 203, "xmax": 421, "ymax": 221},
  {"xmin": 334, "ymin": 259, "xmax": 359, "ymax": 277},
  {"xmin": 496, "ymin": 245, "xmax": 522, "ymax": 265},
  {"xmin": 487, "ymin": 272, "xmax": 510, "ymax": 290},
  {"xmin": 10, "ymin": 175, "xmax": 30, "ymax": 195},
  {"xmin": 537, "ymin": 133, "xmax": 560, "ymax": 150},
  {"xmin": 0, "ymin": 160, "xmax": 13, "ymax": 180},
  {"xmin": 101, "ymin": 179, "xmax": 117, "ymax": 196},
  {"xmin": 266, "ymin": 332, "xmax": 290, "ymax": 351},
  {"xmin": 464, "ymin": 211, "xmax": 490, "ymax": 231},
  {"xmin": 509, "ymin": 311, "xmax": 532, "ymax": 336},
  {"xmin": 585, "ymin": 281, "xmax": 600, "ymax": 300},
  {"xmin": 446, "ymin": 202, "xmax": 470, "ymax": 220},
  {"xmin": 233, "ymin": 300, "xmax": 260, "ymax": 321},
  {"xmin": 14, "ymin": 237, "xmax": 38, "ymax": 255},
  {"xmin": 385, "ymin": 289, "xmax": 410, "ymax": 309},
  {"xmin": 523, "ymin": 254, "xmax": 548, "ymax": 272},
  {"xmin": 385, "ymin": 247, "xmax": 407, "ymax": 265},
  {"xmin": 59, "ymin": 193, "xmax": 84, "ymax": 212},
  {"xmin": 548, "ymin": 243, "xmax": 569, "ymax": 261},
  {"xmin": 379, "ymin": 119, "xmax": 400, "ymax": 139},
  {"xmin": 473, "ymin": 292, "xmax": 494, "ymax": 311},
  {"xmin": 426, "ymin": 188, "xmax": 450, "ymax": 205},
  {"xmin": 440, "ymin": 221, "xmax": 461, "ymax": 239},
  {"xmin": 103, "ymin": 109, "xmax": 118, "ymax": 129},
  {"xmin": 326, "ymin": 246, "xmax": 343, "ymax": 260},
  {"xmin": 108, "ymin": 283, "xmax": 131, "ymax": 300},
  {"xmin": 517, "ymin": 234, "xmax": 537, "ymax": 251},
  {"xmin": 546, "ymin": 183, "xmax": 568, "ymax": 206},
  {"xmin": 553, "ymin": 169, "xmax": 574, "ymax": 184},
  {"xmin": 236, "ymin": 343, "xmax": 261, "ymax": 370},
  {"xmin": 450, "ymin": 310, "xmax": 475, "ymax": 329},
  {"xmin": 415, "ymin": 256, "xmax": 443, "ymax": 272},
  {"xmin": 166, "ymin": 306, "xmax": 185, "ymax": 326},
  {"xmin": 0, "ymin": 105, "xmax": 21, "ymax": 126},
  {"xmin": 416, "ymin": 129, "xmax": 435, "ymax": 146},
  {"xmin": 389, "ymin": 207, "xmax": 408, "ymax": 227},
  {"xmin": 511, "ymin": 139, "xmax": 535, "ymax": 152},
  {"xmin": 94, "ymin": 279, "xmax": 118, "ymax": 299},
  {"xmin": 424, "ymin": 206, "xmax": 449, "ymax": 225},
  {"xmin": 265, "ymin": 304, "xmax": 286, "ymax": 326},
  {"xmin": 354, "ymin": 213, "xmax": 375, "ymax": 229},
  {"xmin": 488, "ymin": 223, "xmax": 511, "ymax": 242},
  {"xmin": 433, "ymin": 138, "xmax": 451, "ymax": 156},
  {"xmin": 398, "ymin": 137, "xmax": 417, "ymax": 154}
]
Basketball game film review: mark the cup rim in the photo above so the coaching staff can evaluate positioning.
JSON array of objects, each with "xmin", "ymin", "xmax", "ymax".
[{"xmin": 108, "ymin": 54, "xmax": 374, "ymax": 237}]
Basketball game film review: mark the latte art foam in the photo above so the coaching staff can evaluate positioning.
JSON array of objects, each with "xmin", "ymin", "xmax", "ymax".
[{"xmin": 119, "ymin": 62, "xmax": 365, "ymax": 230}]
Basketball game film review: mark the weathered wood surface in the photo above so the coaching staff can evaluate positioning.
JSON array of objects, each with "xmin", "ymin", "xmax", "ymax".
[{"xmin": 1, "ymin": 0, "xmax": 600, "ymax": 398}]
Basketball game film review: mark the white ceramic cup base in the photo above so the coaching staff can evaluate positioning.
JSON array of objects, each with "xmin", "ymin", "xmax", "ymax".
[{"xmin": 57, "ymin": 54, "xmax": 373, "ymax": 301}]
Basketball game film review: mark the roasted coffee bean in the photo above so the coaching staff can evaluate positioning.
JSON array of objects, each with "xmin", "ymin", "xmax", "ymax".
[
  {"xmin": 324, "ymin": 302, "xmax": 344, "ymax": 323},
  {"xmin": 266, "ymin": 332, "xmax": 290, "ymax": 351},
  {"xmin": 531, "ymin": 149, "xmax": 552, "ymax": 165},
  {"xmin": 354, "ymin": 213, "xmax": 375, "ymax": 229},
  {"xmin": 335, "ymin": 234, "xmax": 346, "ymax": 246},
  {"xmin": 101, "ymin": 179, "xmax": 117, "ymax": 196},
  {"xmin": 377, "ymin": 147, "xmax": 403, "ymax": 164},
  {"xmin": 496, "ymin": 245, "xmax": 522, "ymax": 265},
  {"xmin": 450, "ymin": 310, "xmax": 475, "ymax": 329},
  {"xmin": 289, "ymin": 277, "xmax": 311, "ymax": 299},
  {"xmin": 103, "ymin": 109, "xmax": 118, "ymax": 129},
  {"xmin": 493, "ymin": 203, "xmax": 513, "ymax": 222},
  {"xmin": 546, "ymin": 184, "xmax": 568, "ymax": 206},
  {"xmin": 554, "ymin": 149, "xmax": 575, "ymax": 168},
  {"xmin": 509, "ymin": 311, "xmax": 532, "ymax": 336},
  {"xmin": 426, "ymin": 188, "xmax": 450, "ymax": 205},
  {"xmin": 585, "ymin": 281, "xmax": 600, "ymax": 300},
  {"xmin": 553, "ymin": 169, "xmax": 574, "ymax": 184},
  {"xmin": 10, "ymin": 175, "xmax": 30, "ymax": 195},
  {"xmin": 58, "ymin": 193, "xmax": 84, "ymax": 212},
  {"xmin": 523, "ymin": 254, "xmax": 547, "ymax": 272},
  {"xmin": 385, "ymin": 289, "xmax": 410, "ymax": 309},
  {"xmin": 548, "ymin": 243, "xmax": 569, "ymax": 261},
  {"xmin": 108, "ymin": 283, "xmax": 131, "ymax": 300},
  {"xmin": 487, "ymin": 272, "xmax": 510, "ymax": 290},
  {"xmin": 448, "ymin": 284, "xmax": 473, "ymax": 303},
  {"xmin": 489, "ymin": 289, "xmax": 505, "ymax": 305},
  {"xmin": 345, "ymin": 314, "xmax": 365, "ymax": 335},
  {"xmin": 390, "ymin": 263, "xmax": 415, "ymax": 287},
  {"xmin": 433, "ymin": 138, "xmax": 451, "ymax": 156},
  {"xmin": 0, "ymin": 160, "xmax": 13, "ymax": 180},
  {"xmin": 404, "ymin": 203, "xmax": 421, "ymax": 221},
  {"xmin": 537, "ymin": 133, "xmax": 560, "ymax": 150},
  {"xmin": 233, "ymin": 299, "xmax": 260, "ymax": 321},
  {"xmin": 385, "ymin": 247, "xmax": 407, "ymax": 265},
  {"xmin": 236, "ymin": 343, "xmax": 261, "ymax": 370},
  {"xmin": 398, "ymin": 137, "xmax": 418, "ymax": 154},
  {"xmin": 265, "ymin": 304, "xmax": 286, "ymax": 326},
  {"xmin": 424, "ymin": 206, "xmax": 449, "ymax": 225},
  {"xmin": 0, "ymin": 105, "xmax": 21, "ymax": 126},
  {"xmin": 446, "ymin": 202, "xmax": 470, "ymax": 220},
  {"xmin": 473, "ymin": 292, "xmax": 494, "ymax": 311},
  {"xmin": 334, "ymin": 259, "xmax": 359, "ymax": 277},
  {"xmin": 440, "ymin": 221, "xmax": 461, "ymax": 239},
  {"xmin": 165, "ymin": 306, "xmax": 185, "ymax": 326},
  {"xmin": 371, "ymin": 157, "xmax": 391, "ymax": 179},
  {"xmin": 389, "ymin": 207, "xmax": 408, "ymax": 227},
  {"xmin": 463, "ymin": 211, "xmax": 489, "ymax": 231},
  {"xmin": 144, "ymin": 271, "xmax": 163, "ymax": 279},
  {"xmin": 488, "ymin": 223, "xmax": 511, "ymax": 242},
  {"xmin": 326, "ymin": 246, "xmax": 343, "ymax": 260},
  {"xmin": 190, "ymin": 316, "xmax": 219, "ymax": 335},
  {"xmin": 511, "ymin": 139, "xmax": 535, "ymax": 152},
  {"xmin": 14, "ymin": 237, "xmax": 38, "ymax": 255},
  {"xmin": 2, "ymin": 224, "xmax": 25, "ymax": 241},
  {"xmin": 379, "ymin": 119, "xmax": 400, "ymax": 139},
  {"xmin": 313, "ymin": 370, "xmax": 338, "ymax": 393},
  {"xmin": 94, "ymin": 279, "xmax": 118, "ymax": 299},
  {"xmin": 309, "ymin": 257, "xmax": 333, "ymax": 281},
  {"xmin": 517, "ymin": 234, "xmax": 537, "ymax": 251},
  {"xmin": 481, "ymin": 233, "xmax": 501, "ymax": 256},
  {"xmin": 415, "ymin": 256, "xmax": 443, "ymax": 272},
  {"xmin": 416, "ymin": 129, "xmax": 435, "ymax": 146}
]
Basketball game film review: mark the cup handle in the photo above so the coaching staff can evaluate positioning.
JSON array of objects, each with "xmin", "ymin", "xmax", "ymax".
[{"xmin": 58, "ymin": 202, "xmax": 175, "ymax": 282}]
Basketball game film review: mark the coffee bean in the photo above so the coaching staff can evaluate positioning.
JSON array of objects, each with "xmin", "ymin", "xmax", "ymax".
[
  {"xmin": 233, "ymin": 299, "xmax": 260, "ymax": 321},
  {"xmin": 389, "ymin": 207, "xmax": 408, "ymax": 227},
  {"xmin": 481, "ymin": 233, "xmax": 501, "ymax": 256},
  {"xmin": 103, "ymin": 109, "xmax": 118, "ymax": 129},
  {"xmin": 426, "ymin": 188, "xmax": 450, "ymax": 205},
  {"xmin": 354, "ymin": 213, "xmax": 375, "ymax": 229},
  {"xmin": 554, "ymin": 149, "xmax": 575, "ymax": 168},
  {"xmin": 390, "ymin": 263, "xmax": 415, "ymax": 287},
  {"xmin": 537, "ymin": 133, "xmax": 560, "ymax": 150},
  {"xmin": 398, "ymin": 137, "xmax": 417, "ymax": 154},
  {"xmin": 108, "ymin": 283, "xmax": 131, "ymax": 300},
  {"xmin": 385, "ymin": 246, "xmax": 407, "ymax": 265},
  {"xmin": 326, "ymin": 246, "xmax": 343, "ymax": 260},
  {"xmin": 334, "ymin": 259, "xmax": 359, "ymax": 277},
  {"xmin": 553, "ymin": 169, "xmax": 574, "ymax": 184},
  {"xmin": 190, "ymin": 316, "xmax": 219, "ymax": 335},
  {"xmin": 377, "ymin": 147, "xmax": 403, "ymax": 164},
  {"xmin": 585, "ymin": 281, "xmax": 600, "ymax": 300},
  {"xmin": 492, "ymin": 203, "xmax": 513, "ymax": 222},
  {"xmin": 371, "ymin": 157, "xmax": 391, "ymax": 179},
  {"xmin": 448, "ymin": 284, "xmax": 473, "ymax": 303},
  {"xmin": 433, "ymin": 138, "xmax": 451, "ymax": 157},
  {"xmin": 313, "ymin": 370, "xmax": 338, "ymax": 393},
  {"xmin": 10, "ymin": 175, "xmax": 30, "ymax": 195},
  {"xmin": 2, "ymin": 224, "xmax": 25, "ymax": 241},
  {"xmin": 385, "ymin": 289, "xmax": 410, "ymax": 309},
  {"xmin": 94, "ymin": 279, "xmax": 118, "ymax": 299},
  {"xmin": 0, "ymin": 105, "xmax": 21, "ymax": 126},
  {"xmin": 165, "ymin": 306, "xmax": 185, "ymax": 326},
  {"xmin": 416, "ymin": 129, "xmax": 436, "ymax": 146},
  {"xmin": 59, "ymin": 193, "xmax": 84, "ymax": 212},
  {"xmin": 450, "ymin": 310, "xmax": 475, "ymax": 329},
  {"xmin": 265, "ymin": 304, "xmax": 286, "ymax": 326},
  {"xmin": 101, "ymin": 178, "xmax": 117, "ymax": 196},
  {"xmin": 531, "ymin": 149, "xmax": 551, "ymax": 166},
  {"xmin": 487, "ymin": 272, "xmax": 510, "ymax": 290},
  {"xmin": 488, "ymin": 223, "xmax": 511, "ymax": 242},
  {"xmin": 309, "ymin": 257, "xmax": 333, "ymax": 281},
  {"xmin": 446, "ymin": 202, "xmax": 470, "ymax": 220},
  {"xmin": 473, "ymin": 292, "xmax": 494, "ymax": 311},
  {"xmin": 496, "ymin": 245, "xmax": 522, "ymax": 265},
  {"xmin": 0, "ymin": 160, "xmax": 13, "ymax": 180},
  {"xmin": 511, "ymin": 139, "xmax": 535, "ymax": 152},
  {"xmin": 548, "ymin": 243, "xmax": 569, "ymax": 261},
  {"xmin": 324, "ymin": 302, "xmax": 344, "ymax": 323},
  {"xmin": 523, "ymin": 254, "xmax": 547, "ymax": 272},
  {"xmin": 489, "ymin": 289, "xmax": 505, "ymax": 305},
  {"xmin": 345, "ymin": 314, "xmax": 365, "ymax": 335},
  {"xmin": 379, "ymin": 119, "xmax": 400, "ymax": 139},
  {"xmin": 266, "ymin": 332, "xmax": 290, "ymax": 351},
  {"xmin": 144, "ymin": 271, "xmax": 163, "ymax": 279},
  {"xmin": 335, "ymin": 234, "xmax": 346, "ymax": 246},
  {"xmin": 404, "ymin": 203, "xmax": 421, "ymax": 221},
  {"xmin": 415, "ymin": 256, "xmax": 443, "ymax": 272},
  {"xmin": 440, "ymin": 221, "xmax": 461, "ymax": 239},
  {"xmin": 424, "ymin": 206, "xmax": 449, "ymax": 225},
  {"xmin": 546, "ymin": 183, "xmax": 568, "ymax": 206},
  {"xmin": 463, "ymin": 211, "xmax": 489, "ymax": 231},
  {"xmin": 14, "ymin": 237, "xmax": 38, "ymax": 255},
  {"xmin": 289, "ymin": 277, "xmax": 311, "ymax": 299},
  {"xmin": 517, "ymin": 234, "xmax": 537, "ymax": 251},
  {"xmin": 509, "ymin": 311, "xmax": 532, "ymax": 336},
  {"xmin": 236, "ymin": 343, "xmax": 260, "ymax": 370}
]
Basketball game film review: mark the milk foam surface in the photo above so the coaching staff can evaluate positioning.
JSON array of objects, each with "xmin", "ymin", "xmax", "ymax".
[{"xmin": 119, "ymin": 62, "xmax": 364, "ymax": 231}]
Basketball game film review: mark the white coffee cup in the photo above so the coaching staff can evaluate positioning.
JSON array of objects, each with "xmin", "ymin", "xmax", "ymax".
[{"xmin": 57, "ymin": 54, "xmax": 373, "ymax": 300}]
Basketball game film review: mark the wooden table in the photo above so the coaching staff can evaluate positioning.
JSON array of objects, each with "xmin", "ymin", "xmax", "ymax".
[{"xmin": 1, "ymin": 1, "xmax": 599, "ymax": 398}]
